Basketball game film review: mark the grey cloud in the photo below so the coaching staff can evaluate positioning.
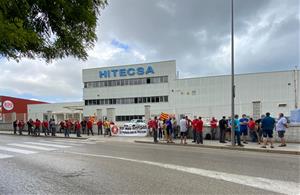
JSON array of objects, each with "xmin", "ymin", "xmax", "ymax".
[{"xmin": 0, "ymin": 0, "xmax": 298, "ymax": 101}]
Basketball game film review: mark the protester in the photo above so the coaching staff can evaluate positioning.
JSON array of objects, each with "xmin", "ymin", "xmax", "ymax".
[
  {"xmin": 172, "ymin": 116, "xmax": 178, "ymax": 139},
  {"xmin": 59, "ymin": 120, "xmax": 65, "ymax": 134},
  {"xmin": 97, "ymin": 119, "xmax": 103, "ymax": 135},
  {"xmin": 152, "ymin": 116, "xmax": 158, "ymax": 143},
  {"xmin": 226, "ymin": 117, "xmax": 232, "ymax": 141},
  {"xmin": 87, "ymin": 119, "xmax": 94, "ymax": 136},
  {"xmin": 185, "ymin": 116, "xmax": 191, "ymax": 138},
  {"xmin": 103, "ymin": 119, "xmax": 111, "ymax": 137},
  {"xmin": 81, "ymin": 119, "xmax": 87, "ymax": 134},
  {"xmin": 166, "ymin": 117, "xmax": 174, "ymax": 143},
  {"xmin": 158, "ymin": 119, "xmax": 163, "ymax": 140},
  {"xmin": 196, "ymin": 116, "xmax": 204, "ymax": 144},
  {"xmin": 248, "ymin": 118, "xmax": 257, "ymax": 143},
  {"xmin": 255, "ymin": 115, "xmax": 265, "ymax": 144},
  {"xmin": 74, "ymin": 120, "xmax": 81, "ymax": 137},
  {"xmin": 192, "ymin": 116, "xmax": 198, "ymax": 143},
  {"xmin": 50, "ymin": 118, "xmax": 56, "ymax": 136},
  {"xmin": 61, "ymin": 121, "xmax": 68, "ymax": 137},
  {"xmin": 233, "ymin": 115, "xmax": 243, "ymax": 147},
  {"xmin": 210, "ymin": 117, "xmax": 218, "ymax": 140},
  {"xmin": 27, "ymin": 119, "xmax": 34, "ymax": 135},
  {"xmin": 13, "ymin": 120, "xmax": 18, "ymax": 135},
  {"xmin": 261, "ymin": 112, "xmax": 275, "ymax": 148},
  {"xmin": 18, "ymin": 120, "xmax": 25, "ymax": 135},
  {"xmin": 180, "ymin": 116, "xmax": 188, "ymax": 144},
  {"xmin": 66, "ymin": 120, "xmax": 73, "ymax": 136},
  {"xmin": 276, "ymin": 113, "xmax": 288, "ymax": 147},
  {"xmin": 42, "ymin": 119, "xmax": 49, "ymax": 136},
  {"xmin": 239, "ymin": 114, "xmax": 249, "ymax": 144},
  {"xmin": 34, "ymin": 119, "xmax": 41, "ymax": 136},
  {"xmin": 219, "ymin": 116, "xmax": 227, "ymax": 143}
]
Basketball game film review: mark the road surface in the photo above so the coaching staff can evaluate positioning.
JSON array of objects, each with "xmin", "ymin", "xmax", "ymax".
[{"xmin": 0, "ymin": 135, "xmax": 299, "ymax": 194}]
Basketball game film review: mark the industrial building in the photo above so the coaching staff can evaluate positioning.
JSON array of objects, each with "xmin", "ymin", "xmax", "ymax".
[
  {"xmin": 28, "ymin": 60, "xmax": 299, "ymax": 124},
  {"xmin": 0, "ymin": 96, "xmax": 47, "ymax": 123}
]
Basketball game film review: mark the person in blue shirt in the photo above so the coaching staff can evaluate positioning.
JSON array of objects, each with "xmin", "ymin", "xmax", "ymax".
[
  {"xmin": 233, "ymin": 114, "xmax": 243, "ymax": 147},
  {"xmin": 261, "ymin": 112, "xmax": 275, "ymax": 148},
  {"xmin": 239, "ymin": 114, "xmax": 249, "ymax": 144}
]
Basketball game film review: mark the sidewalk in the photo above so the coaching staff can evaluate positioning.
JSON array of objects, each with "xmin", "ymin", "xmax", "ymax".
[
  {"xmin": 134, "ymin": 137, "xmax": 300, "ymax": 155},
  {"xmin": 1, "ymin": 130, "xmax": 299, "ymax": 155},
  {"xmin": 0, "ymin": 130, "xmax": 89, "ymax": 139}
]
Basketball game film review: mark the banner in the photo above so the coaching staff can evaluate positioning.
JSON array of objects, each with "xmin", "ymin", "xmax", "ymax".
[{"xmin": 111, "ymin": 125, "xmax": 148, "ymax": 137}]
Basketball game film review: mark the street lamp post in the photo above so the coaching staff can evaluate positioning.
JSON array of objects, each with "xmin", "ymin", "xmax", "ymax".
[{"xmin": 231, "ymin": 0, "xmax": 235, "ymax": 146}]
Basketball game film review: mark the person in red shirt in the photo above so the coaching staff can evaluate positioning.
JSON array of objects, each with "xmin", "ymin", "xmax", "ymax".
[
  {"xmin": 59, "ymin": 121, "xmax": 65, "ymax": 133},
  {"xmin": 196, "ymin": 117, "xmax": 204, "ymax": 144},
  {"xmin": 192, "ymin": 116, "xmax": 199, "ymax": 143},
  {"xmin": 210, "ymin": 117, "xmax": 218, "ymax": 140},
  {"xmin": 152, "ymin": 116, "xmax": 158, "ymax": 143},
  {"xmin": 17, "ymin": 120, "xmax": 25, "ymax": 135},
  {"xmin": 248, "ymin": 118, "xmax": 259, "ymax": 144},
  {"xmin": 34, "ymin": 119, "xmax": 41, "ymax": 136},
  {"xmin": 42, "ymin": 120, "xmax": 49, "ymax": 136},
  {"xmin": 74, "ymin": 120, "xmax": 81, "ymax": 137},
  {"xmin": 97, "ymin": 120, "xmax": 103, "ymax": 135},
  {"xmin": 87, "ymin": 119, "xmax": 94, "ymax": 136}
]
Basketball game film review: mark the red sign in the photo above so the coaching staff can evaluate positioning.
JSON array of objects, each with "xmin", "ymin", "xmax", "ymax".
[{"xmin": 3, "ymin": 100, "xmax": 14, "ymax": 111}]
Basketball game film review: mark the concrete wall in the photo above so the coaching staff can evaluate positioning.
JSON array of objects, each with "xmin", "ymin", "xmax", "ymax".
[{"xmin": 82, "ymin": 59, "xmax": 300, "ymax": 122}]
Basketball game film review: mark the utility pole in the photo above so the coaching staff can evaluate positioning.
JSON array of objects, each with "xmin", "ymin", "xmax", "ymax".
[
  {"xmin": 294, "ymin": 65, "xmax": 298, "ymax": 109},
  {"xmin": 231, "ymin": 0, "xmax": 235, "ymax": 146}
]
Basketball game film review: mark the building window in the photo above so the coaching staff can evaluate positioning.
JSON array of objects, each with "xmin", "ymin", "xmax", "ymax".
[
  {"xmin": 116, "ymin": 115, "xmax": 144, "ymax": 121},
  {"xmin": 85, "ymin": 95, "xmax": 169, "ymax": 106},
  {"xmin": 278, "ymin": 103, "xmax": 287, "ymax": 107},
  {"xmin": 84, "ymin": 76, "xmax": 168, "ymax": 88}
]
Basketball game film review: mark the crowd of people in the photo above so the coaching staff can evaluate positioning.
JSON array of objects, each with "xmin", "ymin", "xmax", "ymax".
[
  {"xmin": 147, "ymin": 112, "xmax": 289, "ymax": 148},
  {"xmin": 12, "ymin": 118, "xmax": 114, "ymax": 138}
]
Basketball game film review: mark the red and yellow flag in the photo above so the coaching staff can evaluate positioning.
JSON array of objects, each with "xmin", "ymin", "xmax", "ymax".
[{"xmin": 160, "ymin": 112, "xmax": 169, "ymax": 120}]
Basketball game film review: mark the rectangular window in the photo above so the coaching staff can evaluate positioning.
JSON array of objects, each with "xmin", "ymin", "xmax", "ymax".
[
  {"xmin": 163, "ymin": 76, "xmax": 168, "ymax": 83},
  {"xmin": 164, "ymin": 96, "xmax": 168, "ymax": 102},
  {"xmin": 100, "ymin": 99, "xmax": 105, "ymax": 105}
]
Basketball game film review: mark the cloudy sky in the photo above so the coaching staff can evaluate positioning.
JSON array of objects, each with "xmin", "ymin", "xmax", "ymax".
[{"xmin": 0, "ymin": 0, "xmax": 299, "ymax": 102}]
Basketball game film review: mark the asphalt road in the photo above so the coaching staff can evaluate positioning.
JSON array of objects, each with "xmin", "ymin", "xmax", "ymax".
[{"xmin": 0, "ymin": 135, "xmax": 299, "ymax": 195}]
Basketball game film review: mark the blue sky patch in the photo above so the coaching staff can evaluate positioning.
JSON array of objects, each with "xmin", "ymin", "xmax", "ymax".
[{"xmin": 111, "ymin": 39, "xmax": 130, "ymax": 51}]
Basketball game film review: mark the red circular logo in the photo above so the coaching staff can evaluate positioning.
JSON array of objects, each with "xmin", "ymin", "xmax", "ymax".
[
  {"xmin": 3, "ymin": 100, "xmax": 14, "ymax": 111},
  {"xmin": 111, "ymin": 125, "xmax": 119, "ymax": 134}
]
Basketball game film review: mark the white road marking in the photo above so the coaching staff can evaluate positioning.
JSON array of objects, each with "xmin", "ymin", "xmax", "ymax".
[
  {"xmin": 66, "ymin": 151, "xmax": 300, "ymax": 195},
  {"xmin": 39, "ymin": 140, "xmax": 83, "ymax": 146},
  {"xmin": 0, "ymin": 146, "xmax": 37, "ymax": 154},
  {"xmin": 53, "ymin": 139, "xmax": 98, "ymax": 144},
  {"xmin": 0, "ymin": 153, "xmax": 14, "ymax": 159},
  {"xmin": 25, "ymin": 142, "xmax": 70, "ymax": 148},
  {"xmin": 7, "ymin": 143, "xmax": 56, "ymax": 151}
]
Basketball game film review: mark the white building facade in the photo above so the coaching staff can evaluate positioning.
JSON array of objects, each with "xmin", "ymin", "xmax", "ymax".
[{"xmin": 83, "ymin": 60, "xmax": 299, "ymax": 123}]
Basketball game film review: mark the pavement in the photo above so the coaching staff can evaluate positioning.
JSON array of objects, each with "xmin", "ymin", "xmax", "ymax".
[
  {"xmin": 1, "ymin": 130, "xmax": 300, "ymax": 155},
  {"xmin": 134, "ymin": 137, "xmax": 300, "ymax": 155},
  {"xmin": 0, "ymin": 134, "xmax": 299, "ymax": 194}
]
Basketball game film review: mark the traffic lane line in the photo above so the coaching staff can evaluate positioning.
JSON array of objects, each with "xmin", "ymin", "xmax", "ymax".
[
  {"xmin": 39, "ymin": 140, "xmax": 83, "ymax": 146},
  {"xmin": 0, "ymin": 146, "xmax": 37, "ymax": 154},
  {"xmin": 65, "ymin": 151, "xmax": 300, "ymax": 195},
  {"xmin": 7, "ymin": 143, "xmax": 57, "ymax": 151},
  {"xmin": 0, "ymin": 153, "xmax": 14, "ymax": 159},
  {"xmin": 24, "ymin": 142, "xmax": 71, "ymax": 148}
]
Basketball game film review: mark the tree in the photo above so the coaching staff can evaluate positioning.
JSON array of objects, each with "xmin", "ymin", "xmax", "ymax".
[{"xmin": 0, "ymin": 0, "xmax": 107, "ymax": 62}]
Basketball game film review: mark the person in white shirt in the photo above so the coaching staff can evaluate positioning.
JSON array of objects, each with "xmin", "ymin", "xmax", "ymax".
[
  {"xmin": 276, "ymin": 113, "xmax": 288, "ymax": 147},
  {"xmin": 179, "ymin": 116, "xmax": 187, "ymax": 144}
]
